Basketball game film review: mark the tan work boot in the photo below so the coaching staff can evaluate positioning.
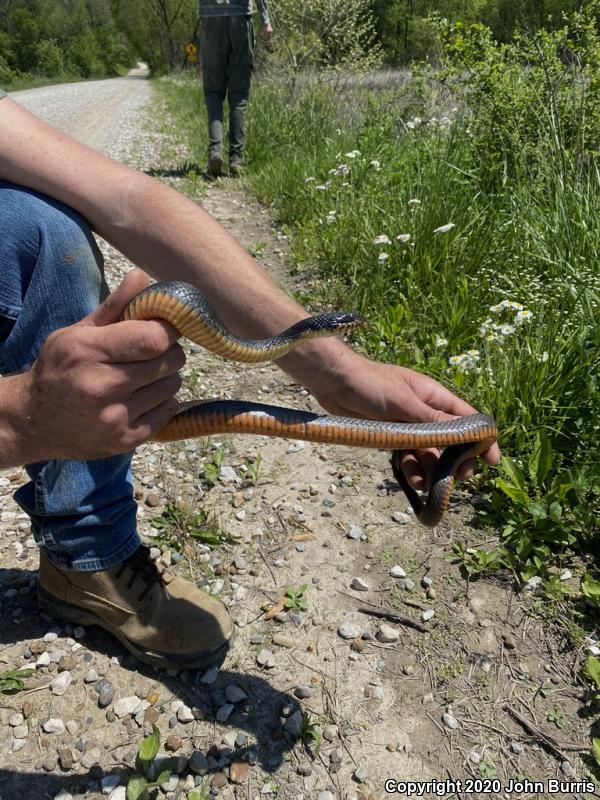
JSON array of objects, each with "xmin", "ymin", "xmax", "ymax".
[{"xmin": 37, "ymin": 545, "xmax": 233, "ymax": 669}]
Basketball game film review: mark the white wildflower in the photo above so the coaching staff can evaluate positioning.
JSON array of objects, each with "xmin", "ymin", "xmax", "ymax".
[
  {"xmin": 345, "ymin": 150, "xmax": 361, "ymax": 159},
  {"xmin": 396, "ymin": 233, "xmax": 411, "ymax": 243},
  {"xmin": 304, "ymin": 176, "xmax": 315, "ymax": 184},
  {"xmin": 515, "ymin": 309, "xmax": 533, "ymax": 321},
  {"xmin": 378, "ymin": 252, "xmax": 389, "ymax": 262},
  {"xmin": 373, "ymin": 235, "xmax": 392, "ymax": 245},
  {"xmin": 433, "ymin": 223, "xmax": 456, "ymax": 234},
  {"xmin": 370, "ymin": 160, "xmax": 381, "ymax": 171},
  {"xmin": 326, "ymin": 211, "xmax": 336, "ymax": 225},
  {"xmin": 315, "ymin": 182, "xmax": 331, "ymax": 191},
  {"xmin": 540, "ymin": 351, "xmax": 549, "ymax": 362},
  {"xmin": 435, "ymin": 337, "xmax": 448, "ymax": 348},
  {"xmin": 408, "ymin": 199, "xmax": 421, "ymax": 206}
]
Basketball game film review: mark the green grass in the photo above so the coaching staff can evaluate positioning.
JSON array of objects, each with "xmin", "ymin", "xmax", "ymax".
[{"xmin": 154, "ymin": 49, "xmax": 599, "ymax": 578}]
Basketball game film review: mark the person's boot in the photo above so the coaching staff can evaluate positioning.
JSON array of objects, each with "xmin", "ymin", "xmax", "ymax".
[
  {"xmin": 229, "ymin": 156, "xmax": 244, "ymax": 178},
  {"xmin": 37, "ymin": 545, "xmax": 233, "ymax": 669},
  {"xmin": 207, "ymin": 152, "xmax": 223, "ymax": 179}
]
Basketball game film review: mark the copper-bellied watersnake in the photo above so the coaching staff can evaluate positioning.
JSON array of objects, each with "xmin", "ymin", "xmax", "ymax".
[{"xmin": 123, "ymin": 281, "xmax": 498, "ymax": 527}]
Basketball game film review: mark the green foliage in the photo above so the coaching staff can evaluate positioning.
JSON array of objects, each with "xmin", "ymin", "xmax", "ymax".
[
  {"xmin": 202, "ymin": 445, "xmax": 226, "ymax": 486},
  {"xmin": 301, "ymin": 712, "xmax": 322, "ymax": 753},
  {"xmin": 284, "ymin": 584, "xmax": 309, "ymax": 612},
  {"xmin": 151, "ymin": 501, "xmax": 223, "ymax": 551},
  {"xmin": 449, "ymin": 542, "xmax": 507, "ymax": 578},
  {"xmin": 127, "ymin": 725, "xmax": 176, "ymax": 800},
  {"xmin": 0, "ymin": 668, "xmax": 35, "ymax": 694}
]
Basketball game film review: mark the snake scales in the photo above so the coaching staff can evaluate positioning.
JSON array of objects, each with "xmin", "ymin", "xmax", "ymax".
[{"xmin": 123, "ymin": 281, "xmax": 498, "ymax": 527}]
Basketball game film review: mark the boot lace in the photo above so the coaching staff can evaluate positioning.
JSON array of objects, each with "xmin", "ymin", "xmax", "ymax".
[{"xmin": 114, "ymin": 545, "xmax": 168, "ymax": 602}]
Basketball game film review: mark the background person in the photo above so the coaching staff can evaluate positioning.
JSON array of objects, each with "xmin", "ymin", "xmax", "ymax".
[{"xmin": 198, "ymin": 0, "xmax": 272, "ymax": 177}]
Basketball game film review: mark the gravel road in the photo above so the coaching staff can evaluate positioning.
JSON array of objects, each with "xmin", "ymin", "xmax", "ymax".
[{"xmin": 10, "ymin": 66, "xmax": 151, "ymax": 154}]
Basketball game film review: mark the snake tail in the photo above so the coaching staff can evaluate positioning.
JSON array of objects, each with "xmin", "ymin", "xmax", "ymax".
[{"xmin": 123, "ymin": 281, "xmax": 365, "ymax": 363}]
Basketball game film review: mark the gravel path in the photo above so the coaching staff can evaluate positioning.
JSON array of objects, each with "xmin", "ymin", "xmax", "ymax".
[{"xmin": 0, "ymin": 74, "xmax": 589, "ymax": 800}]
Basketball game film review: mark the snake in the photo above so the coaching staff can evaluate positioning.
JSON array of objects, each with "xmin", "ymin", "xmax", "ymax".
[{"xmin": 123, "ymin": 281, "xmax": 498, "ymax": 527}]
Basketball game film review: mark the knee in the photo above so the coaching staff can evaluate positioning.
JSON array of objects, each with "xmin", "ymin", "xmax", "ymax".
[{"xmin": 0, "ymin": 182, "xmax": 103, "ymax": 301}]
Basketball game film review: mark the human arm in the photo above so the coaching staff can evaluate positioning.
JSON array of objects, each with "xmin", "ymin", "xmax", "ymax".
[
  {"xmin": 255, "ymin": 0, "xmax": 272, "ymax": 37},
  {"xmin": 0, "ymin": 96, "xmax": 499, "ymax": 479}
]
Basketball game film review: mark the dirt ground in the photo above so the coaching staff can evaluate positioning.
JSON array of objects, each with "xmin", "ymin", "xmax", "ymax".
[{"xmin": 0, "ymin": 75, "xmax": 594, "ymax": 800}]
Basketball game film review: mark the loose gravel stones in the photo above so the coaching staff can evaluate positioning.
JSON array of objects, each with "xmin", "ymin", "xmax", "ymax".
[
  {"xmin": 114, "ymin": 696, "xmax": 141, "ymax": 718},
  {"xmin": 43, "ymin": 718, "xmax": 66, "ymax": 735},
  {"xmin": 442, "ymin": 711, "xmax": 459, "ymax": 730},
  {"xmin": 390, "ymin": 565, "xmax": 407, "ymax": 578},
  {"xmin": 96, "ymin": 678, "xmax": 115, "ymax": 708},
  {"xmin": 189, "ymin": 751, "xmax": 209, "ymax": 775},
  {"xmin": 256, "ymin": 649, "xmax": 276, "ymax": 668},
  {"xmin": 338, "ymin": 622, "xmax": 362, "ymax": 640},
  {"xmin": 225, "ymin": 684, "xmax": 248, "ymax": 703},
  {"xmin": 377, "ymin": 624, "xmax": 400, "ymax": 643},
  {"xmin": 350, "ymin": 577, "xmax": 369, "ymax": 592},
  {"xmin": 230, "ymin": 761, "xmax": 250, "ymax": 784},
  {"xmin": 51, "ymin": 670, "xmax": 72, "ymax": 695}
]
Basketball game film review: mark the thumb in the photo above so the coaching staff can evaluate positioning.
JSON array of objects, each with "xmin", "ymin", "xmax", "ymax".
[{"xmin": 79, "ymin": 269, "xmax": 150, "ymax": 328}]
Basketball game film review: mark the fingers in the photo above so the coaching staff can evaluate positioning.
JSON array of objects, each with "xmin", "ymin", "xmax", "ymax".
[
  {"xmin": 89, "ymin": 319, "xmax": 182, "ymax": 363},
  {"xmin": 129, "ymin": 373, "xmax": 183, "ymax": 419},
  {"xmin": 81, "ymin": 269, "xmax": 150, "ymax": 328},
  {"xmin": 397, "ymin": 449, "xmax": 440, "ymax": 491}
]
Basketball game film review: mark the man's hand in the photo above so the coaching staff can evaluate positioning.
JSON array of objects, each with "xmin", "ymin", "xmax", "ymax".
[
  {"xmin": 294, "ymin": 350, "xmax": 501, "ymax": 491},
  {"xmin": 261, "ymin": 22, "xmax": 273, "ymax": 40},
  {"xmin": 20, "ymin": 269, "xmax": 184, "ymax": 462}
]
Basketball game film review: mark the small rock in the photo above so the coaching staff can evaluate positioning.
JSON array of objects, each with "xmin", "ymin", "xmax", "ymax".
[
  {"xmin": 42, "ymin": 718, "xmax": 65, "ymax": 735},
  {"xmin": 211, "ymin": 772, "xmax": 228, "ymax": 789},
  {"xmin": 101, "ymin": 774, "xmax": 121, "ymax": 794},
  {"xmin": 338, "ymin": 622, "xmax": 362, "ymax": 640},
  {"xmin": 53, "ymin": 791, "xmax": 73, "ymax": 800},
  {"xmin": 96, "ymin": 678, "xmax": 115, "ymax": 708},
  {"xmin": 11, "ymin": 738, "xmax": 26, "ymax": 752},
  {"xmin": 421, "ymin": 609, "xmax": 435, "ymax": 622},
  {"xmin": 297, "ymin": 764, "xmax": 312, "ymax": 776},
  {"xmin": 284, "ymin": 709, "xmax": 304, "ymax": 739},
  {"xmin": 108, "ymin": 789, "xmax": 126, "ymax": 800},
  {"xmin": 256, "ymin": 649, "xmax": 276, "ymax": 668},
  {"xmin": 561, "ymin": 760, "xmax": 575, "ymax": 778},
  {"xmin": 200, "ymin": 665, "xmax": 219, "ymax": 684},
  {"xmin": 523, "ymin": 575, "xmax": 542, "ymax": 591},
  {"xmin": 322, "ymin": 725, "xmax": 337, "ymax": 742},
  {"xmin": 51, "ymin": 670, "xmax": 72, "ymax": 696},
  {"xmin": 114, "ymin": 696, "xmax": 141, "ymax": 718},
  {"xmin": 350, "ymin": 577, "xmax": 369, "ymax": 592},
  {"xmin": 58, "ymin": 747, "xmax": 74, "ymax": 771},
  {"xmin": 189, "ymin": 750, "xmax": 209, "ymax": 775},
  {"xmin": 353, "ymin": 764, "xmax": 368, "ymax": 783},
  {"xmin": 216, "ymin": 703, "xmax": 235, "ymax": 723},
  {"xmin": 390, "ymin": 565, "xmax": 406, "ymax": 578},
  {"xmin": 230, "ymin": 761, "xmax": 250, "ymax": 784},
  {"xmin": 392, "ymin": 511, "xmax": 411, "ymax": 524},
  {"xmin": 65, "ymin": 720, "xmax": 78, "ymax": 735},
  {"xmin": 510, "ymin": 741, "xmax": 524, "ymax": 754},
  {"xmin": 273, "ymin": 633, "xmax": 295, "ymax": 648},
  {"xmin": 165, "ymin": 734, "xmax": 182, "ymax": 752},
  {"xmin": 8, "ymin": 712, "xmax": 24, "ymax": 727},
  {"xmin": 84, "ymin": 668, "xmax": 99, "ymax": 683},
  {"xmin": 294, "ymin": 686, "xmax": 312, "ymax": 699},
  {"xmin": 347, "ymin": 525, "xmax": 363, "ymax": 540},
  {"xmin": 177, "ymin": 704, "xmax": 195, "ymax": 723},
  {"xmin": 502, "ymin": 633, "xmax": 516, "ymax": 650},
  {"xmin": 219, "ymin": 466, "xmax": 237, "ymax": 483},
  {"xmin": 442, "ymin": 712, "xmax": 459, "ymax": 730},
  {"xmin": 225, "ymin": 684, "xmax": 248, "ymax": 703},
  {"xmin": 12, "ymin": 724, "xmax": 28, "ymax": 739},
  {"xmin": 377, "ymin": 624, "xmax": 400, "ymax": 643}
]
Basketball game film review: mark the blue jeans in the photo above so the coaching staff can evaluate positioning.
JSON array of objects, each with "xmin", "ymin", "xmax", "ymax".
[{"xmin": 0, "ymin": 182, "xmax": 141, "ymax": 571}]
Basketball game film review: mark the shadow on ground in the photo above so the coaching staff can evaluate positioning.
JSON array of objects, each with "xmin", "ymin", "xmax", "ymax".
[{"xmin": 0, "ymin": 567, "xmax": 295, "ymax": 796}]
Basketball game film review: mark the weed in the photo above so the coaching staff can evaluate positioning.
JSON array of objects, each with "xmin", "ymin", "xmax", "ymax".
[
  {"xmin": 0, "ymin": 668, "xmax": 35, "ymax": 694},
  {"xmin": 151, "ymin": 501, "xmax": 223, "ymax": 552},
  {"xmin": 126, "ymin": 725, "xmax": 177, "ymax": 800},
  {"xmin": 203, "ymin": 445, "xmax": 227, "ymax": 486},
  {"xmin": 300, "ymin": 712, "xmax": 322, "ymax": 754},
  {"xmin": 546, "ymin": 708, "xmax": 566, "ymax": 729},
  {"xmin": 284, "ymin": 584, "xmax": 309, "ymax": 612}
]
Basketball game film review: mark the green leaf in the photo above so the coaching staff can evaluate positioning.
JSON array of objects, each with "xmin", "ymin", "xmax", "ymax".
[
  {"xmin": 138, "ymin": 725, "xmax": 160, "ymax": 763},
  {"xmin": 528, "ymin": 430, "xmax": 553, "ymax": 487},
  {"xmin": 155, "ymin": 768, "xmax": 173, "ymax": 786},
  {"xmin": 528, "ymin": 502, "xmax": 547, "ymax": 521},
  {"xmin": 592, "ymin": 737, "xmax": 600, "ymax": 764},
  {"xmin": 127, "ymin": 775, "xmax": 149, "ymax": 800},
  {"xmin": 582, "ymin": 574, "xmax": 600, "ymax": 604},
  {"xmin": 496, "ymin": 478, "xmax": 529, "ymax": 505},
  {"xmin": 548, "ymin": 501, "xmax": 563, "ymax": 522},
  {"xmin": 500, "ymin": 456, "xmax": 526, "ymax": 490}
]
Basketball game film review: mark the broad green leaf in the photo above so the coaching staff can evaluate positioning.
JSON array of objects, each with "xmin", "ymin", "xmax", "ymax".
[
  {"xmin": 584, "ymin": 656, "xmax": 600, "ymax": 690},
  {"xmin": 496, "ymin": 478, "xmax": 528, "ymax": 505},
  {"xmin": 582, "ymin": 574, "xmax": 600, "ymax": 604},
  {"xmin": 593, "ymin": 737, "xmax": 600, "ymax": 764},
  {"xmin": 528, "ymin": 430, "xmax": 553, "ymax": 487},
  {"xmin": 155, "ymin": 768, "xmax": 173, "ymax": 786},
  {"xmin": 127, "ymin": 776, "xmax": 149, "ymax": 800},
  {"xmin": 528, "ymin": 502, "xmax": 547, "ymax": 521},
  {"xmin": 138, "ymin": 725, "xmax": 160, "ymax": 763},
  {"xmin": 548, "ymin": 501, "xmax": 563, "ymax": 522},
  {"xmin": 188, "ymin": 792, "xmax": 205, "ymax": 800},
  {"xmin": 500, "ymin": 456, "xmax": 526, "ymax": 491}
]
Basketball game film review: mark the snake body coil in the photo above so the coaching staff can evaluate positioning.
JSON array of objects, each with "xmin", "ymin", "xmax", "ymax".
[{"xmin": 123, "ymin": 281, "xmax": 498, "ymax": 527}]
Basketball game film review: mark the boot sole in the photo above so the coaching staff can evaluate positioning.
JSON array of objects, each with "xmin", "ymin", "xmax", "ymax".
[{"xmin": 38, "ymin": 586, "xmax": 233, "ymax": 671}]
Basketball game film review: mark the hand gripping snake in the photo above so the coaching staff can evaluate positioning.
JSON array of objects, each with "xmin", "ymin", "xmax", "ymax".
[{"xmin": 123, "ymin": 281, "xmax": 498, "ymax": 527}]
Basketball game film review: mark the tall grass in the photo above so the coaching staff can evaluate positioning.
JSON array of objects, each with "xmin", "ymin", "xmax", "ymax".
[{"xmin": 157, "ymin": 22, "xmax": 599, "ymax": 572}]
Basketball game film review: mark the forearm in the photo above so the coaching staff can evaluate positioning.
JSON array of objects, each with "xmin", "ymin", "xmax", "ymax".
[
  {"xmin": 0, "ymin": 98, "xmax": 346, "ymax": 383},
  {"xmin": 256, "ymin": 0, "xmax": 270, "ymax": 26}
]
